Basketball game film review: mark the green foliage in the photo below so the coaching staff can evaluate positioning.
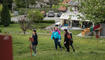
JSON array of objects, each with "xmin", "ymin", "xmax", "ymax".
[
  {"xmin": 79, "ymin": 0, "xmax": 105, "ymax": 24},
  {"xmin": 28, "ymin": 10, "xmax": 44, "ymax": 23},
  {"xmin": 0, "ymin": 4, "xmax": 2, "ymax": 24},
  {"xmin": 1, "ymin": 0, "xmax": 11, "ymax": 27},
  {"xmin": 40, "ymin": 20, "xmax": 55, "ymax": 23},
  {"xmin": 18, "ymin": 8, "xmax": 26, "ymax": 15},
  {"xmin": 15, "ymin": 0, "xmax": 28, "ymax": 8},
  {"xmin": 8, "ymin": 0, "xmax": 13, "ymax": 10},
  {"xmin": 0, "ymin": 0, "xmax": 13, "ymax": 10},
  {"xmin": 0, "ymin": 4, "xmax": 2, "ymax": 12},
  {"xmin": 32, "ymin": 23, "xmax": 53, "ymax": 29}
]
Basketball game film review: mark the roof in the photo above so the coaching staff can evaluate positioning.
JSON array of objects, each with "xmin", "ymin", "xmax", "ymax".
[
  {"xmin": 58, "ymin": 6, "xmax": 67, "ymax": 11},
  {"xmin": 41, "ymin": 11, "xmax": 46, "ymax": 14},
  {"xmin": 60, "ymin": 13, "xmax": 70, "ymax": 19},
  {"xmin": 62, "ymin": 0, "xmax": 71, "ymax": 4}
]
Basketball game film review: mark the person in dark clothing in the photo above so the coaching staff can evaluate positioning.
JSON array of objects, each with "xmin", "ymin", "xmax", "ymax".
[
  {"xmin": 64, "ymin": 29, "xmax": 75, "ymax": 52},
  {"xmin": 31, "ymin": 29, "xmax": 38, "ymax": 56}
]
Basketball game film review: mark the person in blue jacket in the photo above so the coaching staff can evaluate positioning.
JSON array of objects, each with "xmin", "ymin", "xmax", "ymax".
[{"xmin": 51, "ymin": 27, "xmax": 62, "ymax": 50}]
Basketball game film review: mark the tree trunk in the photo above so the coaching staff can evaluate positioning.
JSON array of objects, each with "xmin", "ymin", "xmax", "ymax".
[
  {"xmin": 100, "ymin": 23, "xmax": 105, "ymax": 36},
  {"xmin": 23, "ymin": 31, "xmax": 26, "ymax": 35}
]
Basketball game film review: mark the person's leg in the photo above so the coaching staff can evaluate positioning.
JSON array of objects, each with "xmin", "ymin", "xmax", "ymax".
[
  {"xmin": 57, "ymin": 39, "xmax": 62, "ymax": 48},
  {"xmin": 32, "ymin": 45, "xmax": 37, "ymax": 54},
  {"xmin": 70, "ymin": 43, "xmax": 75, "ymax": 52},
  {"xmin": 66, "ymin": 42, "xmax": 70, "ymax": 52},
  {"xmin": 54, "ymin": 39, "xmax": 58, "ymax": 50}
]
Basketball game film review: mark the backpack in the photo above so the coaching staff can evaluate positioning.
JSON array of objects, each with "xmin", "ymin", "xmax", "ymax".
[
  {"xmin": 67, "ymin": 32, "xmax": 73, "ymax": 43},
  {"xmin": 67, "ymin": 33, "xmax": 71, "ymax": 39}
]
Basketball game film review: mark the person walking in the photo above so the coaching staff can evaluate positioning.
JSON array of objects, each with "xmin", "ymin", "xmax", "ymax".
[
  {"xmin": 51, "ymin": 27, "xmax": 62, "ymax": 50},
  {"xmin": 30, "ymin": 29, "xmax": 38, "ymax": 56},
  {"xmin": 64, "ymin": 29, "xmax": 75, "ymax": 52}
]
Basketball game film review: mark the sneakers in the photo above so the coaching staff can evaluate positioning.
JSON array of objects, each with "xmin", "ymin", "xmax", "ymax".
[{"xmin": 32, "ymin": 53, "xmax": 36, "ymax": 56}]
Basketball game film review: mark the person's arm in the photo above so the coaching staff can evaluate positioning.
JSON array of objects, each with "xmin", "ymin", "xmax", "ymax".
[
  {"xmin": 64, "ymin": 33, "xmax": 66, "ymax": 44},
  {"xmin": 58, "ymin": 34, "xmax": 61, "ymax": 40},
  {"xmin": 70, "ymin": 33, "xmax": 73, "ymax": 40},
  {"xmin": 36, "ymin": 34, "xmax": 38, "ymax": 41},
  {"xmin": 31, "ymin": 35, "xmax": 34, "ymax": 42},
  {"xmin": 64, "ymin": 34, "xmax": 66, "ymax": 42},
  {"xmin": 51, "ymin": 32, "xmax": 54, "ymax": 40}
]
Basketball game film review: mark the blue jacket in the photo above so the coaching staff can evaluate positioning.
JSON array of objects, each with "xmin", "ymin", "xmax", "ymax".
[{"xmin": 51, "ymin": 31, "xmax": 61, "ymax": 40}]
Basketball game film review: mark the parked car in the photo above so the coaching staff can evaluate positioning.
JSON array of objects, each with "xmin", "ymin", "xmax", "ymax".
[
  {"xmin": 57, "ymin": 12, "xmax": 62, "ymax": 17},
  {"xmin": 48, "ymin": 11, "xmax": 55, "ymax": 17}
]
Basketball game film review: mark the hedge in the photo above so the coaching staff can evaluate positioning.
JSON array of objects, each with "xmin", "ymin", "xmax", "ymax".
[{"xmin": 35, "ymin": 20, "xmax": 55, "ymax": 23}]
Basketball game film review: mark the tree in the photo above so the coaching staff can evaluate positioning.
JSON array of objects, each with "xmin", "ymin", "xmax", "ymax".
[
  {"xmin": 15, "ymin": 0, "xmax": 38, "ymax": 8},
  {"xmin": 1, "ymin": 0, "xmax": 11, "ymax": 27},
  {"xmin": 28, "ymin": 10, "xmax": 44, "ymax": 23},
  {"xmin": 19, "ymin": 16, "xmax": 32, "ymax": 34},
  {"xmin": 48, "ymin": 0, "xmax": 60, "ymax": 8},
  {"xmin": 0, "ymin": 3, "xmax": 2, "ymax": 25},
  {"xmin": 0, "ymin": 0, "xmax": 13, "ymax": 10},
  {"xmin": 79, "ymin": 0, "xmax": 105, "ymax": 23},
  {"xmin": 8, "ymin": 0, "xmax": 13, "ymax": 10},
  {"xmin": 79, "ymin": 0, "xmax": 105, "ymax": 36},
  {"xmin": 15, "ymin": 0, "xmax": 27, "ymax": 8}
]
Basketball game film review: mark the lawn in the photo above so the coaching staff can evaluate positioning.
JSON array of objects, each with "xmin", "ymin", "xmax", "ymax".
[{"xmin": 0, "ymin": 24, "xmax": 105, "ymax": 60}]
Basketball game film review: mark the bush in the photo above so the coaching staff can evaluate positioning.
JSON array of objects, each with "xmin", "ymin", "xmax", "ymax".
[
  {"xmin": 28, "ymin": 10, "xmax": 44, "ymax": 23},
  {"xmin": 32, "ymin": 23, "xmax": 53, "ymax": 29},
  {"xmin": 34, "ymin": 20, "xmax": 55, "ymax": 23},
  {"xmin": 18, "ymin": 8, "xmax": 26, "ymax": 15}
]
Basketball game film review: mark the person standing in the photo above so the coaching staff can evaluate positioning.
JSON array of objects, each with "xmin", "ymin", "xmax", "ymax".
[
  {"xmin": 30, "ymin": 29, "xmax": 38, "ymax": 56},
  {"xmin": 51, "ymin": 27, "xmax": 62, "ymax": 50},
  {"xmin": 64, "ymin": 29, "xmax": 75, "ymax": 52}
]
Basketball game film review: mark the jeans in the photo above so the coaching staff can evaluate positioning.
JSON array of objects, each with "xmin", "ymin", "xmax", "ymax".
[{"xmin": 54, "ymin": 38, "xmax": 62, "ymax": 49}]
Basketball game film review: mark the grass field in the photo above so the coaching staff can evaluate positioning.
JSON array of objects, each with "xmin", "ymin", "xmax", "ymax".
[{"xmin": 0, "ymin": 24, "xmax": 105, "ymax": 60}]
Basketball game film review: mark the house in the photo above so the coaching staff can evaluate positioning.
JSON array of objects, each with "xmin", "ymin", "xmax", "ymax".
[{"xmin": 59, "ymin": 13, "xmax": 93, "ymax": 29}]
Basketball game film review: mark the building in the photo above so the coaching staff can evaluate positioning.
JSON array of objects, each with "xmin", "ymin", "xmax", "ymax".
[{"xmin": 59, "ymin": 12, "xmax": 93, "ymax": 29}]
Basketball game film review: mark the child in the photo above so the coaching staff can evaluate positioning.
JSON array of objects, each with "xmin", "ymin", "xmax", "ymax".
[
  {"xmin": 64, "ymin": 29, "xmax": 75, "ymax": 52},
  {"xmin": 51, "ymin": 27, "xmax": 62, "ymax": 50},
  {"xmin": 31, "ymin": 29, "xmax": 38, "ymax": 56}
]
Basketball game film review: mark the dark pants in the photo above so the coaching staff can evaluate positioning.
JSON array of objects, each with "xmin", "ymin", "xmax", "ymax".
[
  {"xmin": 32, "ymin": 45, "xmax": 37, "ymax": 54},
  {"xmin": 64, "ymin": 41, "xmax": 75, "ymax": 52},
  {"xmin": 54, "ymin": 38, "xmax": 62, "ymax": 50}
]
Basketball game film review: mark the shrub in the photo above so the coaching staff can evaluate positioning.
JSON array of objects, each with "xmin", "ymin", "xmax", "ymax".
[
  {"xmin": 18, "ymin": 8, "xmax": 26, "ymax": 15},
  {"xmin": 28, "ymin": 10, "xmax": 44, "ymax": 23}
]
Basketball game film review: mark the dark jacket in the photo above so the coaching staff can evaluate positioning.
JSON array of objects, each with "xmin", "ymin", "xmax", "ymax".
[
  {"xmin": 32, "ymin": 34, "xmax": 38, "ymax": 45},
  {"xmin": 64, "ymin": 32, "xmax": 73, "ymax": 43}
]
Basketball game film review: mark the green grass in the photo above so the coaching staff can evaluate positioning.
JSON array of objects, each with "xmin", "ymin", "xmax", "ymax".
[{"xmin": 0, "ymin": 24, "xmax": 105, "ymax": 60}]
